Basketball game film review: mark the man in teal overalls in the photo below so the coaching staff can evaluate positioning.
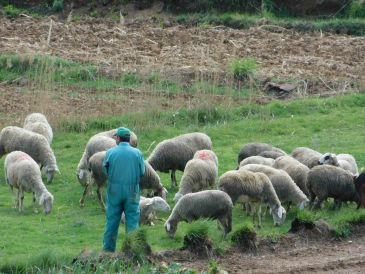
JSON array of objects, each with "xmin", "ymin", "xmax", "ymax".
[{"xmin": 102, "ymin": 127, "xmax": 145, "ymax": 252}]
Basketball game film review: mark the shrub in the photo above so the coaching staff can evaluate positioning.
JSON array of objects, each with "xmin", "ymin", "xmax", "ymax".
[
  {"xmin": 3, "ymin": 5, "xmax": 22, "ymax": 18},
  {"xmin": 346, "ymin": 1, "xmax": 365, "ymax": 18},
  {"xmin": 229, "ymin": 58, "xmax": 258, "ymax": 80},
  {"xmin": 51, "ymin": 0, "xmax": 64, "ymax": 12}
]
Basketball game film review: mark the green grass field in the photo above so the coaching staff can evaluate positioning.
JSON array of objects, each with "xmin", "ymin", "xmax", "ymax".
[{"xmin": 1, "ymin": 92, "xmax": 365, "ymax": 271}]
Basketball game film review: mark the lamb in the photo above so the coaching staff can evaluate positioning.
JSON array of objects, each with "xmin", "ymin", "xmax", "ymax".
[
  {"xmin": 96, "ymin": 129, "xmax": 138, "ymax": 148},
  {"xmin": 354, "ymin": 171, "xmax": 365, "ymax": 209},
  {"xmin": 165, "ymin": 190, "xmax": 233, "ymax": 237},
  {"xmin": 319, "ymin": 153, "xmax": 359, "ymax": 176},
  {"xmin": 23, "ymin": 113, "xmax": 53, "ymax": 144},
  {"xmin": 173, "ymin": 150, "xmax": 218, "ymax": 203},
  {"xmin": 4, "ymin": 151, "xmax": 54, "ymax": 214},
  {"xmin": 240, "ymin": 164, "xmax": 309, "ymax": 210},
  {"xmin": 219, "ymin": 169, "xmax": 286, "ymax": 228},
  {"xmin": 237, "ymin": 143, "xmax": 286, "ymax": 164},
  {"xmin": 80, "ymin": 151, "xmax": 168, "ymax": 209},
  {"xmin": 147, "ymin": 132, "xmax": 212, "ymax": 187},
  {"xmin": 307, "ymin": 165, "xmax": 360, "ymax": 209},
  {"xmin": 239, "ymin": 156, "xmax": 274, "ymax": 168},
  {"xmin": 0, "ymin": 126, "xmax": 59, "ymax": 183},
  {"xmin": 273, "ymin": 155, "xmax": 310, "ymax": 195},
  {"xmin": 121, "ymin": 196, "xmax": 171, "ymax": 226},
  {"xmin": 291, "ymin": 147, "xmax": 322, "ymax": 168}
]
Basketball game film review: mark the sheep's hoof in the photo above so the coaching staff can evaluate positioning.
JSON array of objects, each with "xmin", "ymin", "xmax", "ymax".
[
  {"xmin": 150, "ymin": 222, "xmax": 155, "ymax": 226},
  {"xmin": 79, "ymin": 201, "xmax": 85, "ymax": 208},
  {"xmin": 33, "ymin": 209, "xmax": 39, "ymax": 214}
]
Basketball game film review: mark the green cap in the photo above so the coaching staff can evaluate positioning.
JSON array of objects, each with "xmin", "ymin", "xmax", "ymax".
[{"xmin": 114, "ymin": 127, "xmax": 131, "ymax": 138}]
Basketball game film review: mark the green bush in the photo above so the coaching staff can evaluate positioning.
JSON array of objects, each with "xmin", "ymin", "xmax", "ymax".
[
  {"xmin": 3, "ymin": 4, "xmax": 22, "ymax": 18},
  {"xmin": 51, "ymin": 0, "xmax": 64, "ymax": 12},
  {"xmin": 346, "ymin": 1, "xmax": 365, "ymax": 18},
  {"xmin": 229, "ymin": 58, "xmax": 258, "ymax": 80}
]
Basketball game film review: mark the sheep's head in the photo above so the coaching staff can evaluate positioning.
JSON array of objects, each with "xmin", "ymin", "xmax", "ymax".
[
  {"xmin": 151, "ymin": 197, "xmax": 170, "ymax": 212},
  {"xmin": 76, "ymin": 169, "xmax": 89, "ymax": 186},
  {"xmin": 39, "ymin": 191, "xmax": 54, "ymax": 215},
  {"xmin": 155, "ymin": 187, "xmax": 168, "ymax": 201},
  {"xmin": 272, "ymin": 205, "xmax": 286, "ymax": 226},
  {"xmin": 173, "ymin": 193, "xmax": 183, "ymax": 203},
  {"xmin": 164, "ymin": 219, "xmax": 177, "ymax": 237},
  {"xmin": 46, "ymin": 165, "xmax": 60, "ymax": 184},
  {"xmin": 298, "ymin": 198, "xmax": 310, "ymax": 210},
  {"xmin": 318, "ymin": 153, "xmax": 338, "ymax": 166}
]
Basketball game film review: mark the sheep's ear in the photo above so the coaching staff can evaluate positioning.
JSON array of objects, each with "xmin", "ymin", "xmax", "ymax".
[
  {"xmin": 145, "ymin": 200, "xmax": 153, "ymax": 206},
  {"xmin": 165, "ymin": 222, "xmax": 171, "ymax": 232},
  {"xmin": 39, "ymin": 193, "xmax": 45, "ymax": 205},
  {"xmin": 277, "ymin": 206, "xmax": 284, "ymax": 218}
]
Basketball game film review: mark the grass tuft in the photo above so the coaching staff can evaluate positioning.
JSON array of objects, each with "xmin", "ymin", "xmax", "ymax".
[
  {"xmin": 121, "ymin": 229, "xmax": 151, "ymax": 262},
  {"xmin": 231, "ymin": 222, "xmax": 257, "ymax": 252},
  {"xmin": 229, "ymin": 58, "xmax": 258, "ymax": 81}
]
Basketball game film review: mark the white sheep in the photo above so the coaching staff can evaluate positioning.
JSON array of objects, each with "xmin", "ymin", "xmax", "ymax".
[
  {"xmin": 81, "ymin": 151, "xmax": 168, "ymax": 209},
  {"xmin": 307, "ymin": 165, "xmax": 360, "ymax": 209},
  {"xmin": 4, "ymin": 151, "xmax": 54, "ymax": 214},
  {"xmin": 273, "ymin": 155, "xmax": 310, "ymax": 195},
  {"xmin": 165, "ymin": 190, "xmax": 233, "ymax": 237},
  {"xmin": 240, "ymin": 164, "xmax": 309, "ymax": 211},
  {"xmin": 319, "ymin": 153, "xmax": 359, "ymax": 176},
  {"xmin": 23, "ymin": 113, "xmax": 53, "ymax": 144},
  {"xmin": 121, "ymin": 196, "xmax": 171, "ymax": 226},
  {"xmin": 173, "ymin": 150, "xmax": 218, "ymax": 203},
  {"xmin": 237, "ymin": 143, "xmax": 286, "ymax": 164},
  {"xmin": 219, "ymin": 169, "xmax": 286, "ymax": 228},
  {"xmin": 0, "ymin": 126, "xmax": 59, "ymax": 183},
  {"xmin": 291, "ymin": 147, "xmax": 322, "ymax": 168},
  {"xmin": 96, "ymin": 129, "xmax": 138, "ymax": 148},
  {"xmin": 76, "ymin": 135, "xmax": 116, "ymax": 190},
  {"xmin": 147, "ymin": 132, "xmax": 212, "ymax": 187},
  {"xmin": 239, "ymin": 155, "xmax": 274, "ymax": 168}
]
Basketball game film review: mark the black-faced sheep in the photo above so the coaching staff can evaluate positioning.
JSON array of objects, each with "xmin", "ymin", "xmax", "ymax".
[
  {"xmin": 237, "ymin": 143, "xmax": 286, "ymax": 164},
  {"xmin": 165, "ymin": 190, "xmax": 233, "ymax": 237},
  {"xmin": 307, "ymin": 165, "xmax": 360, "ymax": 210},
  {"xmin": 240, "ymin": 164, "xmax": 309, "ymax": 211},
  {"xmin": 219, "ymin": 169, "xmax": 286, "ymax": 228},
  {"xmin": 173, "ymin": 150, "xmax": 218, "ymax": 203},
  {"xmin": 291, "ymin": 147, "xmax": 322, "ymax": 168},
  {"xmin": 273, "ymin": 155, "xmax": 310, "ymax": 195},
  {"xmin": 0, "ymin": 126, "xmax": 59, "ymax": 183},
  {"xmin": 147, "ymin": 132, "xmax": 212, "ymax": 187},
  {"xmin": 23, "ymin": 113, "xmax": 53, "ymax": 144},
  {"xmin": 4, "ymin": 151, "xmax": 54, "ymax": 214},
  {"xmin": 319, "ymin": 153, "xmax": 359, "ymax": 176}
]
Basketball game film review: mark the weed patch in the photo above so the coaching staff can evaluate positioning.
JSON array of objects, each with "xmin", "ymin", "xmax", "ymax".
[
  {"xmin": 181, "ymin": 222, "xmax": 213, "ymax": 257},
  {"xmin": 231, "ymin": 222, "xmax": 257, "ymax": 253}
]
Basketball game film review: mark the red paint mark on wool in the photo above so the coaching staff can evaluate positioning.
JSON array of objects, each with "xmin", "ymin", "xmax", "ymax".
[
  {"xmin": 17, "ymin": 154, "xmax": 32, "ymax": 161},
  {"xmin": 197, "ymin": 151, "xmax": 213, "ymax": 161}
]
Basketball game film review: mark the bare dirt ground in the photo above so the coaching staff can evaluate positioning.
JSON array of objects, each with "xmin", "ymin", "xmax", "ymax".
[
  {"xmin": 1, "ymin": 11, "xmax": 365, "ymax": 126},
  {"xmin": 156, "ymin": 225, "xmax": 365, "ymax": 273}
]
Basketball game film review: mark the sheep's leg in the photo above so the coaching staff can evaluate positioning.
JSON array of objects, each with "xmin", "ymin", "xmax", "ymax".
[
  {"xmin": 79, "ymin": 184, "xmax": 91, "ymax": 207},
  {"xmin": 171, "ymin": 170, "xmax": 177, "ymax": 187},
  {"xmin": 309, "ymin": 193, "xmax": 316, "ymax": 210},
  {"xmin": 32, "ymin": 192, "xmax": 38, "ymax": 213},
  {"xmin": 96, "ymin": 186, "xmax": 106, "ymax": 212},
  {"xmin": 10, "ymin": 186, "xmax": 18, "ymax": 209},
  {"xmin": 257, "ymin": 204, "xmax": 262, "ymax": 229},
  {"xmin": 18, "ymin": 188, "xmax": 24, "ymax": 213},
  {"xmin": 286, "ymin": 202, "xmax": 292, "ymax": 213},
  {"xmin": 313, "ymin": 197, "xmax": 324, "ymax": 210}
]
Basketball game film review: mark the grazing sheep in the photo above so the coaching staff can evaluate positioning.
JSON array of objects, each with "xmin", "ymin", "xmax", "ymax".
[
  {"xmin": 307, "ymin": 165, "xmax": 360, "ymax": 210},
  {"xmin": 291, "ymin": 147, "xmax": 322, "ymax": 168},
  {"xmin": 219, "ymin": 169, "xmax": 286, "ymax": 228},
  {"xmin": 174, "ymin": 150, "xmax": 218, "ymax": 203},
  {"xmin": 239, "ymin": 156, "xmax": 274, "ymax": 168},
  {"xmin": 76, "ymin": 135, "xmax": 116, "ymax": 189},
  {"xmin": 81, "ymin": 151, "xmax": 167, "ymax": 209},
  {"xmin": 0, "ymin": 126, "xmax": 59, "ymax": 183},
  {"xmin": 4, "ymin": 151, "xmax": 54, "ymax": 214},
  {"xmin": 319, "ymin": 153, "xmax": 359, "ymax": 176},
  {"xmin": 122, "ymin": 196, "xmax": 171, "ymax": 226},
  {"xmin": 273, "ymin": 156, "xmax": 310, "ymax": 195},
  {"xmin": 258, "ymin": 150, "xmax": 286, "ymax": 159},
  {"xmin": 240, "ymin": 164, "xmax": 309, "ymax": 210},
  {"xmin": 237, "ymin": 143, "xmax": 286, "ymax": 164},
  {"xmin": 165, "ymin": 190, "xmax": 233, "ymax": 237},
  {"xmin": 23, "ymin": 113, "xmax": 53, "ymax": 144},
  {"xmin": 148, "ymin": 132, "xmax": 212, "ymax": 187},
  {"xmin": 96, "ymin": 129, "xmax": 138, "ymax": 148},
  {"xmin": 354, "ymin": 171, "xmax": 365, "ymax": 209}
]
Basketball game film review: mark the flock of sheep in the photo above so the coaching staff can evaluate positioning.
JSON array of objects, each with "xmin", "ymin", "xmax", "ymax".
[{"xmin": 1, "ymin": 113, "xmax": 365, "ymax": 238}]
